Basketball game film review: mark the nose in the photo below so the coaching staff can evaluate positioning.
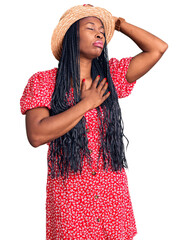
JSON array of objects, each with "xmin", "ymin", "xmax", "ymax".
[{"xmin": 96, "ymin": 32, "xmax": 104, "ymax": 39}]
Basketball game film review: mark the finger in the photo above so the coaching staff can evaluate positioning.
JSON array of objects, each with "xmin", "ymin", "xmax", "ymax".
[
  {"xmin": 102, "ymin": 91, "xmax": 111, "ymax": 101},
  {"xmin": 102, "ymin": 81, "xmax": 108, "ymax": 90},
  {"xmin": 100, "ymin": 82, "xmax": 108, "ymax": 97},
  {"xmin": 106, "ymin": 91, "xmax": 111, "ymax": 98},
  {"xmin": 98, "ymin": 77, "xmax": 107, "ymax": 91},
  {"xmin": 92, "ymin": 75, "xmax": 101, "ymax": 89},
  {"xmin": 81, "ymin": 79, "xmax": 86, "ymax": 90}
]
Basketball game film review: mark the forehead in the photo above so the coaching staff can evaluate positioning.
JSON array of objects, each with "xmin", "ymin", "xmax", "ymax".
[{"xmin": 79, "ymin": 16, "xmax": 104, "ymax": 26}]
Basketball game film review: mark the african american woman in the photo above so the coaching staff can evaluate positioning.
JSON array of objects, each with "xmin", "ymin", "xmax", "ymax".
[{"xmin": 20, "ymin": 4, "xmax": 168, "ymax": 240}]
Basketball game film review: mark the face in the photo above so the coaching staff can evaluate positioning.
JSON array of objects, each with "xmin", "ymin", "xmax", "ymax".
[{"xmin": 79, "ymin": 16, "xmax": 105, "ymax": 60}]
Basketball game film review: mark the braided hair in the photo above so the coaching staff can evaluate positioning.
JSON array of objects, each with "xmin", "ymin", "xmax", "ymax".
[{"xmin": 48, "ymin": 19, "xmax": 129, "ymax": 180}]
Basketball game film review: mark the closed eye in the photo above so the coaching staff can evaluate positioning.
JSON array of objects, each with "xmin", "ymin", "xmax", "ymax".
[{"xmin": 87, "ymin": 28, "xmax": 105, "ymax": 35}]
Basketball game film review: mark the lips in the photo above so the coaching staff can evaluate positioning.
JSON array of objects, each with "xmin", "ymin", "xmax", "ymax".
[{"xmin": 93, "ymin": 41, "xmax": 103, "ymax": 49}]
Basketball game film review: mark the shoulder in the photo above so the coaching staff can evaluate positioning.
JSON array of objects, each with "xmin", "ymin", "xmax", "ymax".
[
  {"xmin": 28, "ymin": 67, "xmax": 57, "ymax": 88},
  {"xmin": 108, "ymin": 57, "xmax": 136, "ymax": 99},
  {"xmin": 20, "ymin": 67, "xmax": 58, "ymax": 114},
  {"xmin": 108, "ymin": 57, "xmax": 119, "ymax": 70},
  {"xmin": 23, "ymin": 67, "xmax": 58, "ymax": 96},
  {"xmin": 108, "ymin": 57, "xmax": 133, "ymax": 76},
  {"xmin": 109, "ymin": 57, "xmax": 132, "ymax": 68}
]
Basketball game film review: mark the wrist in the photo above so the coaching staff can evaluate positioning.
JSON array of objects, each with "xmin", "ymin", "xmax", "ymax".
[
  {"xmin": 80, "ymin": 98, "xmax": 91, "ymax": 112},
  {"xmin": 115, "ymin": 17, "xmax": 126, "ymax": 31}
]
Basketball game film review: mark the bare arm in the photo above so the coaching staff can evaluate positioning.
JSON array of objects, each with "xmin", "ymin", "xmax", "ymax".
[
  {"xmin": 25, "ymin": 75, "xmax": 110, "ymax": 147},
  {"xmin": 26, "ymin": 100, "xmax": 89, "ymax": 148},
  {"xmin": 114, "ymin": 18, "xmax": 168, "ymax": 83}
]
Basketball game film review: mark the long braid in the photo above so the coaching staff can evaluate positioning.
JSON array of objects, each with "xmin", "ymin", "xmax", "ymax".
[{"xmin": 48, "ymin": 19, "xmax": 129, "ymax": 179}]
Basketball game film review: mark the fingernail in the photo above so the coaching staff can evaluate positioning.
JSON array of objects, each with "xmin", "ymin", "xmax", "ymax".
[
  {"xmin": 83, "ymin": 79, "xmax": 85, "ymax": 82},
  {"xmin": 98, "ymin": 75, "xmax": 100, "ymax": 78}
]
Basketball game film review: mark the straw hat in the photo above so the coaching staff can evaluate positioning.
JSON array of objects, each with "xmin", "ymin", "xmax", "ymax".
[{"xmin": 51, "ymin": 4, "xmax": 115, "ymax": 61}]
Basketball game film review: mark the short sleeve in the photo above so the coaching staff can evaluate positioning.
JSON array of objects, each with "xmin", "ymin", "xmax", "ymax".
[
  {"xmin": 109, "ymin": 57, "xmax": 136, "ymax": 99},
  {"xmin": 20, "ymin": 69, "xmax": 56, "ymax": 115}
]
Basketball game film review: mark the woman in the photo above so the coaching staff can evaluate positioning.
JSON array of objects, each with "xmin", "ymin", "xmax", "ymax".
[{"xmin": 20, "ymin": 4, "xmax": 168, "ymax": 240}]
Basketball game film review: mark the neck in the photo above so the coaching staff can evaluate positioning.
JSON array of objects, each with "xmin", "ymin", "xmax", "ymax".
[{"xmin": 71, "ymin": 57, "xmax": 93, "ymax": 87}]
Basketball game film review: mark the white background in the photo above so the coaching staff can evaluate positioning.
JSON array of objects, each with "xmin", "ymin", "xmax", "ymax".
[{"xmin": 0, "ymin": 0, "xmax": 187, "ymax": 239}]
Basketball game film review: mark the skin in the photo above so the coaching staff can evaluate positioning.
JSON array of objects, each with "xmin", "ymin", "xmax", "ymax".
[
  {"xmin": 112, "ymin": 16, "xmax": 168, "ymax": 83},
  {"xmin": 71, "ymin": 16, "xmax": 106, "ymax": 89},
  {"xmin": 26, "ymin": 16, "xmax": 110, "ymax": 147},
  {"xmin": 25, "ymin": 13, "xmax": 168, "ymax": 147}
]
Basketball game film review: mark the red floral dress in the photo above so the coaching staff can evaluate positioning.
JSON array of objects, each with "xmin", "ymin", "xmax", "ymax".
[{"xmin": 20, "ymin": 57, "xmax": 137, "ymax": 240}]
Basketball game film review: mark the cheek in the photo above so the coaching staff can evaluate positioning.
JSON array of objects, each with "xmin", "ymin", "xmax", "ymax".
[
  {"xmin": 80, "ymin": 32, "xmax": 93, "ymax": 49},
  {"xmin": 80, "ymin": 38, "xmax": 88, "ymax": 48}
]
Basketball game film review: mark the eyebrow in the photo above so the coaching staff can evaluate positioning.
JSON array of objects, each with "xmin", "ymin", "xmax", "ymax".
[{"xmin": 85, "ymin": 22, "xmax": 104, "ymax": 29}]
